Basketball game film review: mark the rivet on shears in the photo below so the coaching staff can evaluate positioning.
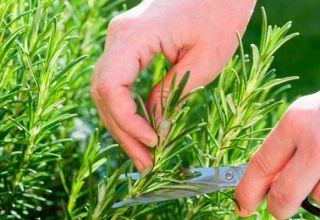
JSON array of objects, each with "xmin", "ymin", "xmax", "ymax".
[{"xmin": 225, "ymin": 171, "xmax": 234, "ymax": 181}]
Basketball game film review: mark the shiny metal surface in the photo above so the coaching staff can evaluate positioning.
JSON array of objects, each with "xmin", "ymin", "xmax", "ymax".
[{"xmin": 112, "ymin": 165, "xmax": 247, "ymax": 208}]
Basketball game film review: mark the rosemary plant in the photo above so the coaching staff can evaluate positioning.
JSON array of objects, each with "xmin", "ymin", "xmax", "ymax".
[
  {"xmin": 0, "ymin": 1, "xmax": 312, "ymax": 220},
  {"xmin": 0, "ymin": 0, "xmax": 124, "ymax": 218},
  {"xmin": 0, "ymin": 1, "xmax": 80, "ymax": 217}
]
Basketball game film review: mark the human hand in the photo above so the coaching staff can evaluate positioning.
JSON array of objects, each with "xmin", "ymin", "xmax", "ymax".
[
  {"xmin": 235, "ymin": 91, "xmax": 320, "ymax": 219},
  {"xmin": 91, "ymin": 0, "xmax": 256, "ymax": 172}
]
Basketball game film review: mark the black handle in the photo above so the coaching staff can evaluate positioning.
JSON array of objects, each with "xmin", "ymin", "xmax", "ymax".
[{"xmin": 301, "ymin": 197, "xmax": 320, "ymax": 216}]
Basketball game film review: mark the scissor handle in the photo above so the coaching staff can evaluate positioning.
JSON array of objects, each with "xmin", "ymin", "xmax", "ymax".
[{"xmin": 301, "ymin": 197, "xmax": 320, "ymax": 216}]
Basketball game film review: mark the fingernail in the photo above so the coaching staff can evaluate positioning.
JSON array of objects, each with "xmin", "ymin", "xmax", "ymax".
[
  {"xmin": 141, "ymin": 164, "xmax": 153, "ymax": 176},
  {"xmin": 134, "ymin": 160, "xmax": 145, "ymax": 172},
  {"xmin": 135, "ymin": 159, "xmax": 154, "ymax": 173},
  {"xmin": 235, "ymin": 205, "xmax": 250, "ymax": 217},
  {"xmin": 158, "ymin": 120, "xmax": 171, "ymax": 139},
  {"xmin": 155, "ymin": 115, "xmax": 164, "ymax": 126},
  {"xmin": 141, "ymin": 136, "xmax": 158, "ymax": 148}
]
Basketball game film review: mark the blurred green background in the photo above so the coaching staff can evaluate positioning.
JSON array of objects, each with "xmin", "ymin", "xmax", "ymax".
[
  {"xmin": 246, "ymin": 0, "xmax": 320, "ymax": 100},
  {"xmin": 128, "ymin": 0, "xmax": 319, "ymax": 101}
]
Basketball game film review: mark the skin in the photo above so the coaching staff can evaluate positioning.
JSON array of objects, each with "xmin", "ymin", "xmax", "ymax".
[
  {"xmin": 235, "ymin": 92, "xmax": 320, "ymax": 219},
  {"xmin": 91, "ymin": 0, "xmax": 320, "ymax": 218}
]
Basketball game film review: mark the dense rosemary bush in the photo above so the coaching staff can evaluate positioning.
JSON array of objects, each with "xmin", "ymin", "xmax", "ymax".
[
  {"xmin": 0, "ymin": 1, "xmax": 316, "ymax": 219},
  {"xmin": 0, "ymin": 0, "xmax": 125, "ymax": 218}
]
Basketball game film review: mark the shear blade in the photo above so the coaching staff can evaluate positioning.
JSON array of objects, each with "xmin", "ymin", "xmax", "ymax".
[
  {"xmin": 112, "ymin": 165, "xmax": 246, "ymax": 208},
  {"xmin": 112, "ymin": 184, "xmax": 227, "ymax": 208}
]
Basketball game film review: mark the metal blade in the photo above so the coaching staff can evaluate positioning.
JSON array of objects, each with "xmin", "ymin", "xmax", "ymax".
[
  {"xmin": 112, "ymin": 184, "xmax": 225, "ymax": 208},
  {"xmin": 112, "ymin": 165, "xmax": 247, "ymax": 208},
  {"xmin": 185, "ymin": 165, "xmax": 246, "ymax": 185}
]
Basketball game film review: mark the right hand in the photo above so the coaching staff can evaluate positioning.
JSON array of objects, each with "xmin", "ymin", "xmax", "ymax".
[
  {"xmin": 91, "ymin": 0, "xmax": 256, "ymax": 171},
  {"xmin": 235, "ymin": 91, "xmax": 320, "ymax": 219}
]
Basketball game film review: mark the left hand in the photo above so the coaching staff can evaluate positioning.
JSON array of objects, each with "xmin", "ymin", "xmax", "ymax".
[
  {"xmin": 235, "ymin": 91, "xmax": 320, "ymax": 219},
  {"xmin": 91, "ymin": 0, "xmax": 256, "ymax": 172}
]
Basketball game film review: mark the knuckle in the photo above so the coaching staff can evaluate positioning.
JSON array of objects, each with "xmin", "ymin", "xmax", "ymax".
[
  {"xmin": 282, "ymin": 104, "xmax": 320, "ymax": 147},
  {"xmin": 96, "ymin": 80, "xmax": 113, "ymax": 98},
  {"xmin": 281, "ymin": 108, "xmax": 306, "ymax": 137},
  {"xmin": 282, "ymin": 108, "xmax": 300, "ymax": 128},
  {"xmin": 285, "ymin": 95, "xmax": 320, "ymax": 125},
  {"xmin": 108, "ymin": 16, "xmax": 123, "ymax": 33},
  {"xmin": 268, "ymin": 186, "xmax": 295, "ymax": 208},
  {"xmin": 250, "ymin": 152, "xmax": 274, "ymax": 177},
  {"xmin": 108, "ymin": 14, "xmax": 140, "ymax": 35},
  {"xmin": 283, "ymin": 107, "xmax": 296, "ymax": 121}
]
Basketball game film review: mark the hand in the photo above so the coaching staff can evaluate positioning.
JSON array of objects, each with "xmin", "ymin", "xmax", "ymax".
[
  {"xmin": 235, "ymin": 91, "xmax": 320, "ymax": 219},
  {"xmin": 91, "ymin": 0, "xmax": 256, "ymax": 172}
]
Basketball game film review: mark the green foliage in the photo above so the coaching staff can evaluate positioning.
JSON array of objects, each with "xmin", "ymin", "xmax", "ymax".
[
  {"xmin": 0, "ymin": 0, "xmax": 80, "ymax": 217},
  {"xmin": 0, "ymin": 0, "xmax": 125, "ymax": 218},
  {"xmin": 0, "ymin": 1, "xmax": 311, "ymax": 220},
  {"xmin": 249, "ymin": 0, "xmax": 320, "ymax": 99}
]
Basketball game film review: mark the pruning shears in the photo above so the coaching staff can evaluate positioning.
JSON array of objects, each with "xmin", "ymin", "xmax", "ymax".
[{"xmin": 112, "ymin": 165, "xmax": 320, "ymax": 216}]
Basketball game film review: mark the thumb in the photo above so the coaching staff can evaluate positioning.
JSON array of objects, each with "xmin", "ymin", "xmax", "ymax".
[{"xmin": 147, "ymin": 47, "xmax": 218, "ymax": 122}]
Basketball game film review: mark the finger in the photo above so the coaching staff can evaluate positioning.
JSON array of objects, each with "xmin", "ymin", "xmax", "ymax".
[
  {"xmin": 147, "ymin": 46, "xmax": 218, "ymax": 121},
  {"xmin": 97, "ymin": 107, "xmax": 153, "ymax": 172},
  {"xmin": 235, "ymin": 116, "xmax": 296, "ymax": 216},
  {"xmin": 93, "ymin": 90, "xmax": 154, "ymax": 171},
  {"xmin": 311, "ymin": 182, "xmax": 320, "ymax": 204},
  {"xmin": 93, "ymin": 73, "xmax": 155, "ymax": 171},
  {"xmin": 95, "ymin": 38, "xmax": 160, "ymax": 147},
  {"xmin": 267, "ymin": 145, "xmax": 320, "ymax": 219}
]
